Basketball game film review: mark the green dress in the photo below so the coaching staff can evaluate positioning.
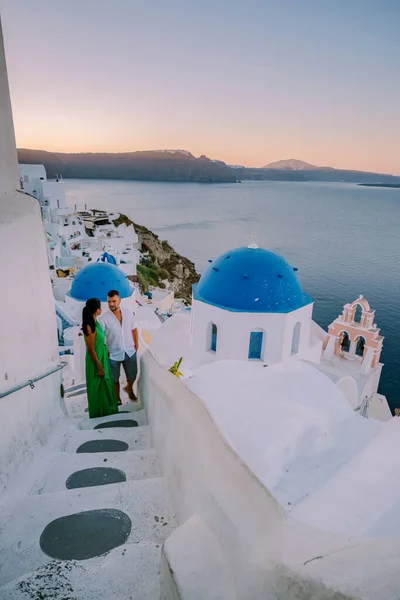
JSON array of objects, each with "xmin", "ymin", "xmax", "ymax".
[{"xmin": 86, "ymin": 321, "xmax": 118, "ymax": 419}]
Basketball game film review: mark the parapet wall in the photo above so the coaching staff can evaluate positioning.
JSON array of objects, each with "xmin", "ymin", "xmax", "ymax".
[
  {"xmin": 140, "ymin": 349, "xmax": 400, "ymax": 600},
  {"xmin": 0, "ymin": 371, "xmax": 64, "ymax": 495}
]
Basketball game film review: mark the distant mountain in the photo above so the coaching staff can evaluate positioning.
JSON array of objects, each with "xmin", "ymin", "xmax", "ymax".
[
  {"xmin": 17, "ymin": 148, "xmax": 400, "ymax": 186},
  {"xmin": 263, "ymin": 158, "xmax": 334, "ymax": 170},
  {"xmin": 17, "ymin": 148, "xmax": 238, "ymax": 184}
]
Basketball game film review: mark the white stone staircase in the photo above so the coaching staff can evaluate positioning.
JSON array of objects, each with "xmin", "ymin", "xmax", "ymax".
[{"xmin": 0, "ymin": 390, "xmax": 177, "ymax": 599}]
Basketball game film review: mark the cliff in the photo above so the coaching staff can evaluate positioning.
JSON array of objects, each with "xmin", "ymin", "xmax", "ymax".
[
  {"xmin": 17, "ymin": 148, "xmax": 238, "ymax": 184},
  {"xmin": 112, "ymin": 214, "xmax": 200, "ymax": 304}
]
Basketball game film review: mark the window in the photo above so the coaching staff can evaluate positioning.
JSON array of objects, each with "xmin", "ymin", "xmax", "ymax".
[
  {"xmin": 291, "ymin": 322, "xmax": 301, "ymax": 355},
  {"xmin": 341, "ymin": 332, "xmax": 350, "ymax": 353},
  {"xmin": 354, "ymin": 304, "xmax": 362, "ymax": 324},
  {"xmin": 248, "ymin": 331, "xmax": 264, "ymax": 359},
  {"xmin": 23, "ymin": 175, "xmax": 28, "ymax": 183},
  {"xmin": 356, "ymin": 336, "xmax": 366, "ymax": 357},
  {"xmin": 210, "ymin": 323, "xmax": 217, "ymax": 352}
]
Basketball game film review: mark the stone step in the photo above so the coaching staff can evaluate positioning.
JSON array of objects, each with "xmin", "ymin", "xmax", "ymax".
[
  {"xmin": 60, "ymin": 424, "xmax": 152, "ymax": 454},
  {"xmin": 64, "ymin": 387, "xmax": 142, "ymax": 420},
  {"xmin": 77, "ymin": 408, "xmax": 147, "ymax": 430},
  {"xmin": 0, "ymin": 541, "xmax": 163, "ymax": 600},
  {"xmin": 26, "ymin": 449, "xmax": 160, "ymax": 495},
  {"xmin": 0, "ymin": 477, "xmax": 176, "ymax": 587}
]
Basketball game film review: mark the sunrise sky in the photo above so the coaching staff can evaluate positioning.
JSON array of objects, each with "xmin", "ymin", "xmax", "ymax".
[{"xmin": 1, "ymin": 0, "xmax": 399, "ymax": 173}]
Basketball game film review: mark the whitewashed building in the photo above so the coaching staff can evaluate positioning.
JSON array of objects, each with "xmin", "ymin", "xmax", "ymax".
[{"xmin": 191, "ymin": 244, "xmax": 321, "ymax": 365}]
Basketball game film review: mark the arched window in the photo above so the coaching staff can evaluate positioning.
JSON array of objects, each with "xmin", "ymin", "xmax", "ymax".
[
  {"xmin": 210, "ymin": 323, "xmax": 217, "ymax": 352},
  {"xmin": 291, "ymin": 322, "xmax": 301, "ymax": 355},
  {"xmin": 356, "ymin": 336, "xmax": 366, "ymax": 357},
  {"xmin": 354, "ymin": 304, "xmax": 362, "ymax": 324},
  {"xmin": 248, "ymin": 330, "xmax": 264, "ymax": 360},
  {"xmin": 340, "ymin": 331, "xmax": 350, "ymax": 353}
]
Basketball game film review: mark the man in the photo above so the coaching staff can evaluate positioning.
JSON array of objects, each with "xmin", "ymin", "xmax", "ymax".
[{"xmin": 99, "ymin": 289, "xmax": 139, "ymax": 404}]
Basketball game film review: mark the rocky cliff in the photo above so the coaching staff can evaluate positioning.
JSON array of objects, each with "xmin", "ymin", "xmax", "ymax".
[{"xmin": 113, "ymin": 214, "xmax": 200, "ymax": 304}]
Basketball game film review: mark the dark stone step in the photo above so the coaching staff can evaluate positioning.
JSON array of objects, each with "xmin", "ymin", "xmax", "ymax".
[
  {"xmin": 94, "ymin": 419, "xmax": 138, "ymax": 429},
  {"xmin": 66, "ymin": 467, "xmax": 126, "ymax": 490},
  {"xmin": 40, "ymin": 509, "xmax": 131, "ymax": 560},
  {"xmin": 76, "ymin": 439, "xmax": 129, "ymax": 453}
]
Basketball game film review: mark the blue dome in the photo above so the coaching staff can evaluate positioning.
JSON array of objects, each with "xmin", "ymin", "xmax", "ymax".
[
  {"xmin": 193, "ymin": 246, "xmax": 312, "ymax": 313},
  {"xmin": 69, "ymin": 263, "xmax": 133, "ymax": 302}
]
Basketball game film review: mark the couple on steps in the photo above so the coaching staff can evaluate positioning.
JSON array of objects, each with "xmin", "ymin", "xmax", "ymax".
[{"xmin": 82, "ymin": 289, "xmax": 139, "ymax": 418}]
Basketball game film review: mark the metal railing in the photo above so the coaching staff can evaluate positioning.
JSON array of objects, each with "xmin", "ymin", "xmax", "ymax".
[{"xmin": 0, "ymin": 362, "xmax": 68, "ymax": 399}]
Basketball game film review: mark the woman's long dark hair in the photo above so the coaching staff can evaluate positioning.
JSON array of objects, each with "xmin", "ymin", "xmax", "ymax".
[{"xmin": 82, "ymin": 298, "xmax": 101, "ymax": 335}]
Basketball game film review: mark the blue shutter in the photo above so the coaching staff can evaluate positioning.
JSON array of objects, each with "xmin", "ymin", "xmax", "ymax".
[
  {"xmin": 211, "ymin": 324, "xmax": 217, "ymax": 352},
  {"xmin": 248, "ymin": 331, "xmax": 263, "ymax": 359}
]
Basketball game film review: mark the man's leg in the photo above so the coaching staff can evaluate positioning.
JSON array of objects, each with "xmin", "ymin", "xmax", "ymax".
[
  {"xmin": 114, "ymin": 381, "xmax": 121, "ymax": 405},
  {"xmin": 109, "ymin": 359, "xmax": 122, "ymax": 405},
  {"xmin": 123, "ymin": 353, "xmax": 138, "ymax": 401}
]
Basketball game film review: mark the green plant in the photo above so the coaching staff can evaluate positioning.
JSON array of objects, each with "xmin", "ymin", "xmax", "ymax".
[
  {"xmin": 169, "ymin": 357, "xmax": 183, "ymax": 378},
  {"xmin": 137, "ymin": 271, "xmax": 149, "ymax": 293},
  {"xmin": 158, "ymin": 268, "xmax": 169, "ymax": 279}
]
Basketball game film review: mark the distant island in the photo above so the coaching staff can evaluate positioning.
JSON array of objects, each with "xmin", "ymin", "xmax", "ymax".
[
  {"xmin": 262, "ymin": 158, "xmax": 334, "ymax": 171},
  {"xmin": 17, "ymin": 149, "xmax": 400, "ymax": 186},
  {"xmin": 358, "ymin": 183, "xmax": 400, "ymax": 189}
]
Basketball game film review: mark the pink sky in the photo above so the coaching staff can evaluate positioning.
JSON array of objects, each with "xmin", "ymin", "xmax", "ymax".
[{"xmin": 1, "ymin": 0, "xmax": 399, "ymax": 174}]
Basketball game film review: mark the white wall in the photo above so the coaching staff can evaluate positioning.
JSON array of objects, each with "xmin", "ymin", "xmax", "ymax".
[
  {"xmin": 0, "ymin": 21, "xmax": 19, "ymax": 193},
  {"xmin": 140, "ymin": 349, "xmax": 400, "ymax": 600},
  {"xmin": 360, "ymin": 364, "xmax": 383, "ymax": 402},
  {"xmin": 191, "ymin": 299, "xmax": 314, "ymax": 365},
  {"xmin": 19, "ymin": 166, "xmax": 46, "ymax": 200},
  {"xmin": 0, "ymin": 197, "xmax": 60, "ymax": 393},
  {"xmin": 0, "ymin": 19, "xmax": 64, "ymax": 494},
  {"xmin": 0, "ymin": 372, "xmax": 64, "ymax": 495}
]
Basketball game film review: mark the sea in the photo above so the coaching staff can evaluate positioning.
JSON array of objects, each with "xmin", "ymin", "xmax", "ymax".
[{"xmin": 64, "ymin": 179, "xmax": 400, "ymax": 411}]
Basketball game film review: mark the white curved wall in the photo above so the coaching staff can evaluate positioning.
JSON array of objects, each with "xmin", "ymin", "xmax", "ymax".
[
  {"xmin": 191, "ymin": 299, "xmax": 314, "ymax": 365},
  {"xmin": 140, "ymin": 349, "xmax": 400, "ymax": 600}
]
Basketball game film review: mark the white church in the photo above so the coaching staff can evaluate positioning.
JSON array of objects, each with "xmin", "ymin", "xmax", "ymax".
[{"xmin": 148, "ymin": 243, "xmax": 391, "ymax": 421}]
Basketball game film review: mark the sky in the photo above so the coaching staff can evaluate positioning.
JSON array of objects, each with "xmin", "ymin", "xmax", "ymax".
[{"xmin": 1, "ymin": 0, "xmax": 399, "ymax": 173}]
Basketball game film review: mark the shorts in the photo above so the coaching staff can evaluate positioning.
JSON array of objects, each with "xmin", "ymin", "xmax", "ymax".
[{"xmin": 109, "ymin": 353, "xmax": 138, "ymax": 383}]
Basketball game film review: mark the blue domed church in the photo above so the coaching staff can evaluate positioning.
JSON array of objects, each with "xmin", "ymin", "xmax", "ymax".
[{"xmin": 191, "ymin": 244, "xmax": 318, "ymax": 365}]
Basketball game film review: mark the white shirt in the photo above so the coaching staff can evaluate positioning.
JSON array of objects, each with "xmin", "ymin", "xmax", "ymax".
[{"xmin": 99, "ymin": 308, "xmax": 137, "ymax": 361}]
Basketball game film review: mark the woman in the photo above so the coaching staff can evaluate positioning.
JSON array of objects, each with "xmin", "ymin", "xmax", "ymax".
[{"xmin": 82, "ymin": 298, "xmax": 118, "ymax": 418}]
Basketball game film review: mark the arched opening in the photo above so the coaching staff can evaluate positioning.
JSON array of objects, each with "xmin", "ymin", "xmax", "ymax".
[
  {"xmin": 340, "ymin": 331, "xmax": 350, "ymax": 353},
  {"xmin": 291, "ymin": 322, "xmax": 301, "ymax": 355},
  {"xmin": 354, "ymin": 304, "xmax": 362, "ymax": 324},
  {"xmin": 248, "ymin": 330, "xmax": 264, "ymax": 360},
  {"xmin": 355, "ymin": 336, "xmax": 366, "ymax": 357},
  {"xmin": 210, "ymin": 323, "xmax": 217, "ymax": 352}
]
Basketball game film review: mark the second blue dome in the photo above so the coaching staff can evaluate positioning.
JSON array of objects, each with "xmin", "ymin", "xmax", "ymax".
[
  {"xmin": 69, "ymin": 262, "xmax": 133, "ymax": 302},
  {"xmin": 193, "ymin": 246, "xmax": 312, "ymax": 313}
]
